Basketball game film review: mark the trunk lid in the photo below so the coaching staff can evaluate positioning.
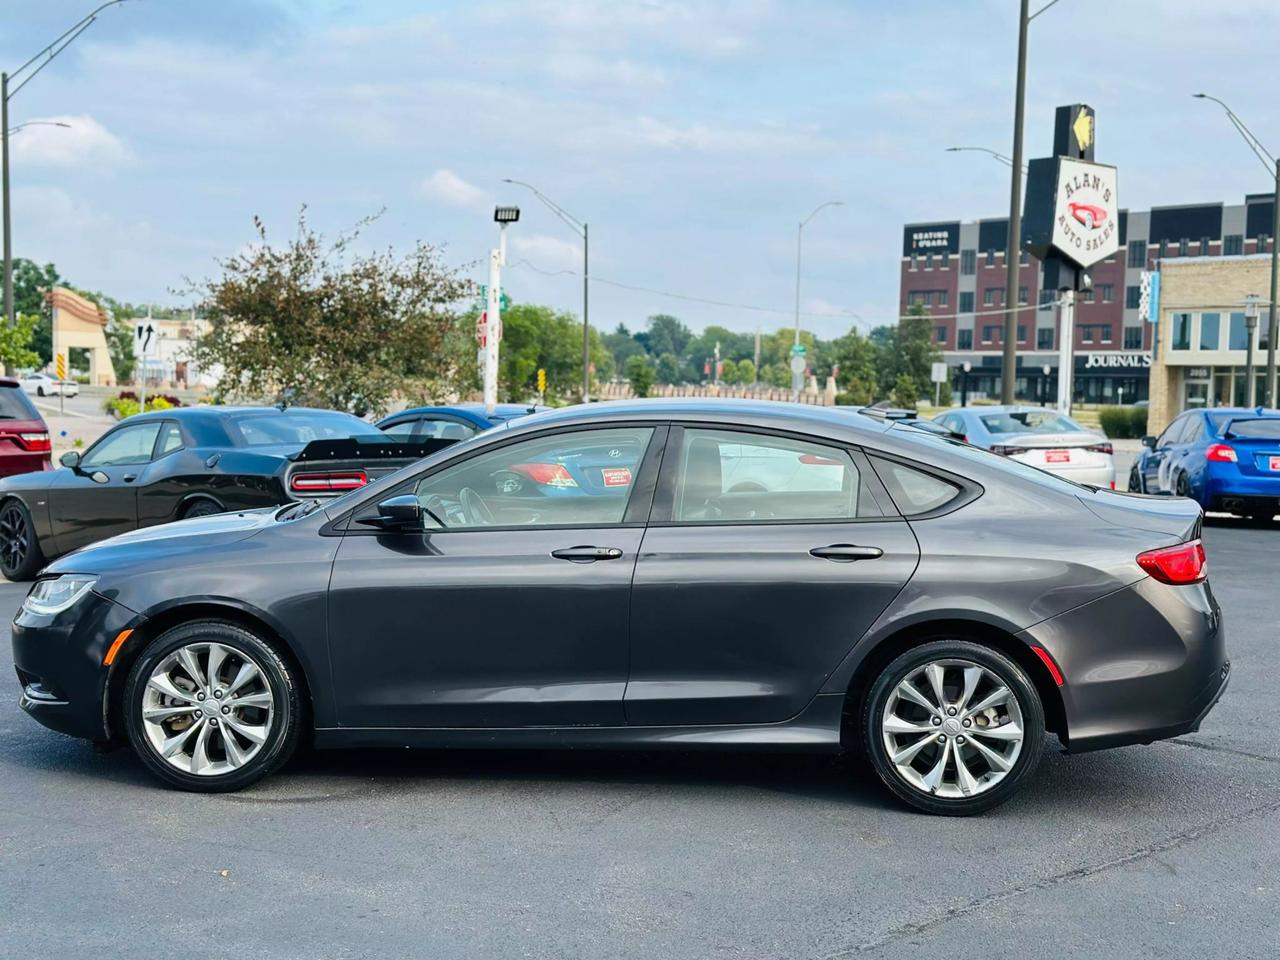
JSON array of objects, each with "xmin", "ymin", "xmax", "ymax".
[{"xmin": 1077, "ymin": 488, "xmax": 1202, "ymax": 542}]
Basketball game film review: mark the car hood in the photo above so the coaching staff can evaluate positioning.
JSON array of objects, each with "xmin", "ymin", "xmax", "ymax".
[{"xmin": 45, "ymin": 507, "xmax": 279, "ymax": 577}]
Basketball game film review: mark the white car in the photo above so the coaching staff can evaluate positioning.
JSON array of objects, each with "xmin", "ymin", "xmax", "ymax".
[
  {"xmin": 20, "ymin": 372, "xmax": 79, "ymax": 398},
  {"xmin": 932, "ymin": 405, "xmax": 1117, "ymax": 488}
]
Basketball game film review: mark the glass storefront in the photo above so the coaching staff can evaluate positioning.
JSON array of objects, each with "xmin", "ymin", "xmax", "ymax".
[{"xmin": 1183, "ymin": 367, "xmax": 1268, "ymax": 411}]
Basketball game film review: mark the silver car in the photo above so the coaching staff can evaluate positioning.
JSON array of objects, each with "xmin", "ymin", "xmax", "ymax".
[{"xmin": 933, "ymin": 405, "xmax": 1116, "ymax": 488}]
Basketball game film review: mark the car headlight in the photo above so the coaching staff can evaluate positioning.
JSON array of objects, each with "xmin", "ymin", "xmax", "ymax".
[{"xmin": 22, "ymin": 575, "xmax": 98, "ymax": 616}]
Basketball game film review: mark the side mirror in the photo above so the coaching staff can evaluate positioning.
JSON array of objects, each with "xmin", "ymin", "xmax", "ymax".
[
  {"xmin": 59, "ymin": 450, "xmax": 81, "ymax": 470},
  {"xmin": 357, "ymin": 494, "xmax": 423, "ymax": 531},
  {"xmin": 1142, "ymin": 435, "xmax": 1157, "ymax": 450}
]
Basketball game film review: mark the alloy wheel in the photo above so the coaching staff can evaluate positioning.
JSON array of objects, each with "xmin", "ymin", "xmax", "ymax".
[
  {"xmin": 880, "ymin": 658, "xmax": 1025, "ymax": 799},
  {"xmin": 0, "ymin": 504, "xmax": 29, "ymax": 573},
  {"xmin": 140, "ymin": 641, "xmax": 276, "ymax": 776}
]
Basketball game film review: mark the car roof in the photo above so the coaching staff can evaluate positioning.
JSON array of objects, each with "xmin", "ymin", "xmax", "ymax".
[
  {"xmin": 1200, "ymin": 407, "xmax": 1280, "ymax": 416},
  {"xmin": 501, "ymin": 398, "xmax": 896, "ymax": 439}
]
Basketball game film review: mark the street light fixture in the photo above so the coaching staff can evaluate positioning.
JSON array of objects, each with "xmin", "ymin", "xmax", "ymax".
[
  {"xmin": 793, "ymin": 200, "xmax": 843, "ymax": 401},
  {"xmin": 944, "ymin": 146, "xmax": 1029, "ymax": 175},
  {"xmin": 6, "ymin": 121, "xmax": 72, "ymax": 137},
  {"xmin": 502, "ymin": 178, "xmax": 590, "ymax": 402},
  {"xmin": 1194, "ymin": 93, "xmax": 1280, "ymax": 407},
  {"xmin": 493, "ymin": 206, "xmax": 520, "ymax": 224},
  {"xmin": 3, "ymin": 0, "xmax": 134, "ymax": 327}
]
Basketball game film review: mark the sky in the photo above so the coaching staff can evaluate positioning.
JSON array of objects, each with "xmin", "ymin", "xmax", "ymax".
[{"xmin": 3, "ymin": 0, "xmax": 1279, "ymax": 340}]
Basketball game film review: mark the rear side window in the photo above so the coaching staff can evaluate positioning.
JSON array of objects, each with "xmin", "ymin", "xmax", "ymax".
[
  {"xmin": 871, "ymin": 457, "xmax": 961, "ymax": 516},
  {"xmin": 673, "ymin": 428, "xmax": 882, "ymax": 522},
  {"xmin": 0, "ymin": 385, "xmax": 40, "ymax": 420}
]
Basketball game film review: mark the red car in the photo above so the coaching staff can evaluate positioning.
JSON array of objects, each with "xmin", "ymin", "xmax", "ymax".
[
  {"xmin": 0, "ymin": 379, "xmax": 52, "ymax": 478},
  {"xmin": 1068, "ymin": 202, "xmax": 1108, "ymax": 230}
]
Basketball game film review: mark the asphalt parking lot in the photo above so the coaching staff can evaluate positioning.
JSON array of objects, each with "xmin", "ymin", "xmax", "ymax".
[{"xmin": 1, "ymin": 516, "xmax": 1276, "ymax": 960}]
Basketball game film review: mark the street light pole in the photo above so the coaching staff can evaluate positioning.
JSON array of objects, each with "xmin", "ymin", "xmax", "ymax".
[
  {"xmin": 1001, "ymin": 0, "xmax": 1031, "ymax": 405},
  {"xmin": 792, "ymin": 200, "xmax": 842, "ymax": 401},
  {"xmin": 1245, "ymin": 295, "xmax": 1260, "ymax": 407},
  {"xmin": 1193, "ymin": 93, "xmax": 1279, "ymax": 406},
  {"xmin": 2, "ymin": 0, "xmax": 134, "ymax": 327},
  {"xmin": 502, "ymin": 179, "xmax": 591, "ymax": 402}
]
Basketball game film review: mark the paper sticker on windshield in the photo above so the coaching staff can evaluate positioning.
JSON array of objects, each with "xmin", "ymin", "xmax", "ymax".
[{"xmin": 602, "ymin": 467, "xmax": 632, "ymax": 486}]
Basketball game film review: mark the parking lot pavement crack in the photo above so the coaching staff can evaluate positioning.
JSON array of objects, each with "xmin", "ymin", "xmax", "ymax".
[
  {"xmin": 1168, "ymin": 737, "xmax": 1279, "ymax": 764},
  {"xmin": 814, "ymin": 796, "xmax": 1280, "ymax": 959}
]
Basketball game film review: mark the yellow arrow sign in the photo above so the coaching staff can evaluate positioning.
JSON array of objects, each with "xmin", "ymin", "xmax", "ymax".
[
  {"xmin": 55, "ymin": 353, "xmax": 66, "ymax": 380},
  {"xmin": 1072, "ymin": 109, "xmax": 1093, "ymax": 152}
]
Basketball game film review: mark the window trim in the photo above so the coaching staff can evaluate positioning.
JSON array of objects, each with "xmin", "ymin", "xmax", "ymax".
[
  {"xmin": 80, "ymin": 419, "xmax": 165, "ymax": 470},
  {"xmin": 331, "ymin": 422, "xmax": 670, "ymax": 536},
  {"xmin": 647, "ymin": 423, "xmax": 898, "ymax": 527},
  {"xmin": 866, "ymin": 447, "xmax": 985, "ymax": 520}
]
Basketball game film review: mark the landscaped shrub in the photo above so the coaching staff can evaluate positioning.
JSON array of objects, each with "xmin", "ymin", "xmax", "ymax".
[{"xmin": 1099, "ymin": 406, "xmax": 1150, "ymax": 439}]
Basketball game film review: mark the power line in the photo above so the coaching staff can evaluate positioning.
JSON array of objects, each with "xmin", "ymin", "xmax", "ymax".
[{"xmin": 508, "ymin": 258, "xmax": 1060, "ymax": 326}]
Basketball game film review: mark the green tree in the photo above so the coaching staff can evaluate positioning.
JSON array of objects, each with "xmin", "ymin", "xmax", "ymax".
[
  {"xmin": 830, "ymin": 327, "xmax": 879, "ymax": 405},
  {"xmin": 12, "ymin": 259, "xmax": 61, "ymax": 364},
  {"xmin": 493, "ymin": 303, "xmax": 611, "ymax": 402},
  {"xmin": 655, "ymin": 351, "xmax": 681, "ymax": 384},
  {"xmin": 625, "ymin": 354, "xmax": 655, "ymax": 398},
  {"xmin": 0, "ymin": 314, "xmax": 41, "ymax": 373},
  {"xmin": 719, "ymin": 358, "xmax": 739, "ymax": 383},
  {"xmin": 891, "ymin": 305, "xmax": 941, "ymax": 400},
  {"xmin": 635, "ymin": 314, "xmax": 692, "ymax": 358},
  {"xmin": 190, "ymin": 211, "xmax": 473, "ymax": 416},
  {"xmin": 603, "ymin": 323, "xmax": 645, "ymax": 374},
  {"xmin": 891, "ymin": 373, "xmax": 918, "ymax": 409},
  {"xmin": 736, "ymin": 358, "xmax": 756, "ymax": 384}
]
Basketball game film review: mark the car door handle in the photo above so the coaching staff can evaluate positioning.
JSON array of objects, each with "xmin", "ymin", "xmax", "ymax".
[
  {"xmin": 551, "ymin": 546, "xmax": 624, "ymax": 563},
  {"xmin": 809, "ymin": 544, "xmax": 884, "ymax": 562},
  {"xmin": 122, "ymin": 474, "xmax": 138, "ymax": 483}
]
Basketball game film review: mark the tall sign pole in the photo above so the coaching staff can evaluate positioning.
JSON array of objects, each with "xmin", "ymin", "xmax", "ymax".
[
  {"xmin": 1, "ymin": 72, "xmax": 11, "ymax": 328},
  {"xmin": 486, "ymin": 206, "xmax": 520, "ymax": 416},
  {"xmin": 1023, "ymin": 104, "xmax": 1118, "ymax": 417},
  {"xmin": 1001, "ymin": 0, "xmax": 1031, "ymax": 404}
]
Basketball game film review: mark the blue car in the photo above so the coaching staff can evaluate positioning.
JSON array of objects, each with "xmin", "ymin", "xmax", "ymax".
[
  {"xmin": 376, "ymin": 403, "xmax": 545, "ymax": 441},
  {"xmin": 1129, "ymin": 406, "xmax": 1280, "ymax": 519}
]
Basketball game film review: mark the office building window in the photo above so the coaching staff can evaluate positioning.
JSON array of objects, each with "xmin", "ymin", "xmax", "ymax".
[
  {"xmin": 1200, "ymin": 312, "xmax": 1220, "ymax": 350},
  {"xmin": 922, "ymin": 291, "xmax": 933, "ymax": 305},
  {"xmin": 1125, "ymin": 285, "xmax": 1141, "ymax": 309},
  {"xmin": 1158, "ymin": 239, "xmax": 1169, "ymax": 259},
  {"xmin": 1018, "ymin": 286, "xmax": 1029, "ymax": 305},
  {"xmin": 1100, "ymin": 284, "xmax": 1114, "ymax": 303},
  {"xmin": 1082, "ymin": 326, "xmax": 1095, "ymax": 344},
  {"xmin": 925, "ymin": 252, "xmax": 934, "ymax": 270},
  {"xmin": 1123, "ymin": 326, "xmax": 1142, "ymax": 349},
  {"xmin": 909, "ymin": 254, "xmax": 918, "ymax": 270},
  {"xmin": 1020, "ymin": 250, "xmax": 1030, "ymax": 265},
  {"xmin": 940, "ymin": 251, "xmax": 950, "ymax": 269},
  {"xmin": 1037, "ymin": 328, "xmax": 1053, "ymax": 349},
  {"xmin": 982, "ymin": 325, "xmax": 999, "ymax": 343},
  {"xmin": 907, "ymin": 291, "xmax": 922, "ymax": 306},
  {"xmin": 1200, "ymin": 236, "xmax": 1212, "ymax": 256},
  {"xmin": 1172, "ymin": 312, "xmax": 1192, "ymax": 350},
  {"xmin": 937, "ymin": 289, "xmax": 949, "ymax": 306},
  {"xmin": 1128, "ymin": 241, "xmax": 1147, "ymax": 267},
  {"xmin": 1017, "ymin": 325, "xmax": 1027, "ymax": 342},
  {"xmin": 958, "ymin": 291, "xmax": 974, "ymax": 313},
  {"xmin": 985, "ymin": 249, "xmax": 995, "ymax": 267},
  {"xmin": 1178, "ymin": 237, "xmax": 1190, "ymax": 257},
  {"xmin": 1100, "ymin": 325, "xmax": 1113, "ymax": 343},
  {"xmin": 1228, "ymin": 312, "xmax": 1248, "ymax": 350},
  {"xmin": 1038, "ymin": 289, "xmax": 1055, "ymax": 310},
  {"xmin": 1224, "ymin": 234, "xmax": 1243, "ymax": 255},
  {"xmin": 958, "ymin": 329, "xmax": 973, "ymax": 349},
  {"xmin": 936, "ymin": 326, "xmax": 946, "ymax": 344},
  {"xmin": 983, "ymin": 288, "xmax": 996, "ymax": 306},
  {"xmin": 1259, "ymin": 234, "xmax": 1271, "ymax": 254},
  {"xmin": 960, "ymin": 249, "xmax": 976, "ymax": 275},
  {"xmin": 1080, "ymin": 289, "xmax": 1095, "ymax": 303}
]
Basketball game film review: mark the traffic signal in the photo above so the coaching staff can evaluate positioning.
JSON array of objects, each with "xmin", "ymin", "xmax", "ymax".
[{"xmin": 536, "ymin": 368, "xmax": 547, "ymax": 393}]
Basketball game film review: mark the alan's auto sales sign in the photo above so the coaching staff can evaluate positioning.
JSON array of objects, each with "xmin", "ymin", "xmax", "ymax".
[{"xmin": 1049, "ymin": 158, "xmax": 1119, "ymax": 268}]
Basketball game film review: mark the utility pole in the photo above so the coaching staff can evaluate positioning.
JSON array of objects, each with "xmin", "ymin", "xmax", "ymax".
[
  {"xmin": 1056, "ymin": 289, "xmax": 1075, "ymax": 414},
  {"xmin": 487, "ymin": 206, "xmax": 520, "ymax": 415},
  {"xmin": 582, "ymin": 222, "xmax": 590, "ymax": 403},
  {"xmin": 792, "ymin": 200, "xmax": 842, "ymax": 401},
  {"xmin": 1001, "ymin": 0, "xmax": 1031, "ymax": 404}
]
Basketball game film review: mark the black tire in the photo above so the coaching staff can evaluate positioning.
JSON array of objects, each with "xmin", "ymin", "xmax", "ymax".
[
  {"xmin": 1127, "ymin": 464, "xmax": 1143, "ymax": 493},
  {"xmin": 1175, "ymin": 472, "xmax": 1192, "ymax": 498},
  {"xmin": 0, "ymin": 498, "xmax": 46, "ymax": 581},
  {"xmin": 862, "ymin": 640, "xmax": 1044, "ymax": 816},
  {"xmin": 36, "ymin": 386, "xmax": 45, "ymax": 397},
  {"xmin": 123, "ymin": 620, "xmax": 302, "ymax": 792},
  {"xmin": 181, "ymin": 499, "xmax": 223, "ymax": 520}
]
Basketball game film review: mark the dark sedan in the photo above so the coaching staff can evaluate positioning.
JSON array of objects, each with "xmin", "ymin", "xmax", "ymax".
[
  {"xmin": 0, "ymin": 406, "xmax": 443, "ymax": 581},
  {"xmin": 12, "ymin": 400, "xmax": 1227, "ymax": 814}
]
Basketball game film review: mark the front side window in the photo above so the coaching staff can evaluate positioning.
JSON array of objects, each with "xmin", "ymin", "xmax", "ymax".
[
  {"xmin": 1156, "ymin": 417, "xmax": 1185, "ymax": 447},
  {"xmin": 82, "ymin": 422, "xmax": 162, "ymax": 468},
  {"xmin": 380, "ymin": 419, "xmax": 419, "ymax": 438},
  {"xmin": 672, "ymin": 429, "xmax": 881, "ymax": 523},
  {"xmin": 413, "ymin": 427, "xmax": 653, "ymax": 528}
]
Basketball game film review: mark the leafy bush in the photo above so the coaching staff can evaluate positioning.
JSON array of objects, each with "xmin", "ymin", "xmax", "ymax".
[
  {"xmin": 102, "ymin": 392, "xmax": 182, "ymax": 419},
  {"xmin": 1099, "ymin": 405, "xmax": 1149, "ymax": 439}
]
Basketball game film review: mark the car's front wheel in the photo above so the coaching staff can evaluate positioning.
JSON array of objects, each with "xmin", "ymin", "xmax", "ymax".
[
  {"xmin": 863, "ymin": 641, "xmax": 1044, "ymax": 815},
  {"xmin": 0, "ymin": 498, "xmax": 46, "ymax": 581},
  {"xmin": 1128, "ymin": 464, "xmax": 1143, "ymax": 493},
  {"xmin": 123, "ymin": 621, "xmax": 302, "ymax": 792}
]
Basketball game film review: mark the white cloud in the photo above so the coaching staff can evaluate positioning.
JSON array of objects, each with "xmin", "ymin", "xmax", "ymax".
[
  {"xmin": 511, "ymin": 233, "xmax": 583, "ymax": 272},
  {"xmin": 10, "ymin": 115, "xmax": 131, "ymax": 169},
  {"xmin": 417, "ymin": 169, "xmax": 492, "ymax": 211}
]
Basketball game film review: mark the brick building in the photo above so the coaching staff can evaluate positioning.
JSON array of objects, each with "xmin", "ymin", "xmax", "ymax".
[{"xmin": 900, "ymin": 192, "xmax": 1276, "ymax": 404}]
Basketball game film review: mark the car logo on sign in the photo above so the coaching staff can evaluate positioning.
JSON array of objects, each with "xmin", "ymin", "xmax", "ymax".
[
  {"xmin": 608, "ymin": 448, "xmax": 622, "ymax": 458},
  {"xmin": 1068, "ymin": 202, "xmax": 1107, "ymax": 230}
]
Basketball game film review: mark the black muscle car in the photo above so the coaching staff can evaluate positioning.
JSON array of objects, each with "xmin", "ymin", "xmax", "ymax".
[{"xmin": 0, "ymin": 406, "xmax": 449, "ymax": 581}]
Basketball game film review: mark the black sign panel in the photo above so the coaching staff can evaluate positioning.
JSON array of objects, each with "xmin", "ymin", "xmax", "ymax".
[{"xmin": 902, "ymin": 222, "xmax": 960, "ymax": 256}]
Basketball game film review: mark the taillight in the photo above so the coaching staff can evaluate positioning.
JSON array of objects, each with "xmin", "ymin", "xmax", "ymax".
[
  {"xmin": 512, "ymin": 463, "xmax": 578, "ymax": 487},
  {"xmin": 289, "ymin": 470, "xmax": 368, "ymax": 493},
  {"xmin": 1083, "ymin": 442, "xmax": 1113, "ymax": 455},
  {"xmin": 1205, "ymin": 443, "xmax": 1237, "ymax": 463},
  {"xmin": 15, "ymin": 432, "xmax": 51, "ymax": 452},
  {"xmin": 1136, "ymin": 540, "xmax": 1207, "ymax": 585},
  {"xmin": 990, "ymin": 445, "xmax": 1027, "ymax": 456}
]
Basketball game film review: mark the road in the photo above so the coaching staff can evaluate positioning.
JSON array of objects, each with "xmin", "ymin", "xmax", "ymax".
[{"xmin": 0, "ymin": 520, "xmax": 1276, "ymax": 960}]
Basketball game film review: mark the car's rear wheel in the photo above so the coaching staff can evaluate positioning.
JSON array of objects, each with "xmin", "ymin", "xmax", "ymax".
[
  {"xmin": 1128, "ymin": 464, "xmax": 1143, "ymax": 493},
  {"xmin": 863, "ymin": 640, "xmax": 1044, "ymax": 815},
  {"xmin": 123, "ymin": 621, "xmax": 302, "ymax": 792},
  {"xmin": 36, "ymin": 386, "xmax": 45, "ymax": 397},
  {"xmin": 0, "ymin": 499, "xmax": 46, "ymax": 582},
  {"xmin": 1175, "ymin": 472, "xmax": 1192, "ymax": 498},
  {"xmin": 181, "ymin": 499, "xmax": 222, "ymax": 520}
]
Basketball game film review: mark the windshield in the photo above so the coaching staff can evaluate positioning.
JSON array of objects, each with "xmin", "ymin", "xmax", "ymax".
[
  {"xmin": 228, "ymin": 411, "xmax": 383, "ymax": 447},
  {"xmin": 1215, "ymin": 416, "xmax": 1280, "ymax": 439},
  {"xmin": 978, "ymin": 411, "xmax": 1084, "ymax": 435}
]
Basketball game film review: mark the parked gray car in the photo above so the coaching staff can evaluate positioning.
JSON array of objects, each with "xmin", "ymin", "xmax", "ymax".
[{"xmin": 13, "ymin": 400, "xmax": 1226, "ymax": 814}]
